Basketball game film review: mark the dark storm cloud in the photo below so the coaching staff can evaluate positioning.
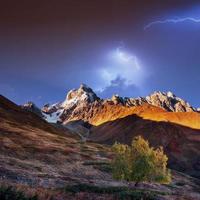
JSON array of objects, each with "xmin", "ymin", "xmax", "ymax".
[
  {"xmin": 98, "ymin": 76, "xmax": 141, "ymax": 99},
  {"xmin": 0, "ymin": 0, "xmax": 200, "ymax": 107}
]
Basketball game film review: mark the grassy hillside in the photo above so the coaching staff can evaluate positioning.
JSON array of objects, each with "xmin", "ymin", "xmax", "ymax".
[{"xmin": 0, "ymin": 95, "xmax": 200, "ymax": 200}]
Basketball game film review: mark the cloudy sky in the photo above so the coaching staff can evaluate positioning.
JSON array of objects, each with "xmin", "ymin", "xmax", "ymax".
[{"xmin": 1, "ymin": 0, "xmax": 200, "ymax": 107}]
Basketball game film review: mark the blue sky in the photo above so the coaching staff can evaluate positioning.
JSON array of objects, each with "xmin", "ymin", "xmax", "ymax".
[{"xmin": 0, "ymin": 1, "xmax": 200, "ymax": 107}]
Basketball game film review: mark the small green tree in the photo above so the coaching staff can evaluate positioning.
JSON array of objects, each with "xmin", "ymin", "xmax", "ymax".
[
  {"xmin": 111, "ymin": 136, "xmax": 171, "ymax": 185},
  {"xmin": 111, "ymin": 142, "xmax": 131, "ymax": 180}
]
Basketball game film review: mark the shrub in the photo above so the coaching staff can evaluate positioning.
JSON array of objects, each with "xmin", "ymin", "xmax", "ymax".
[
  {"xmin": 118, "ymin": 190, "xmax": 158, "ymax": 200},
  {"xmin": 64, "ymin": 183, "xmax": 166, "ymax": 200},
  {"xmin": 0, "ymin": 186, "xmax": 37, "ymax": 200},
  {"xmin": 111, "ymin": 136, "xmax": 171, "ymax": 185},
  {"xmin": 65, "ymin": 183, "xmax": 124, "ymax": 194}
]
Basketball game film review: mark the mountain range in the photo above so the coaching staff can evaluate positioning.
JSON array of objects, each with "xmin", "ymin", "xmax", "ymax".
[{"xmin": 23, "ymin": 84, "xmax": 199, "ymax": 124}]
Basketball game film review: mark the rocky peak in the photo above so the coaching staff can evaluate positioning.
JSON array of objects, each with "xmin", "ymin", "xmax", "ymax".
[
  {"xmin": 166, "ymin": 91, "xmax": 175, "ymax": 98},
  {"xmin": 124, "ymin": 97, "xmax": 147, "ymax": 107},
  {"xmin": 107, "ymin": 91, "xmax": 195, "ymax": 112},
  {"xmin": 22, "ymin": 101, "xmax": 43, "ymax": 117},
  {"xmin": 146, "ymin": 91, "xmax": 194, "ymax": 112},
  {"xmin": 110, "ymin": 95, "xmax": 124, "ymax": 105},
  {"xmin": 41, "ymin": 84, "xmax": 101, "ymax": 123},
  {"xmin": 62, "ymin": 84, "xmax": 100, "ymax": 108},
  {"xmin": 23, "ymin": 101, "xmax": 36, "ymax": 109},
  {"xmin": 22, "ymin": 101, "xmax": 40, "ymax": 112},
  {"xmin": 42, "ymin": 103, "xmax": 61, "ymax": 114}
]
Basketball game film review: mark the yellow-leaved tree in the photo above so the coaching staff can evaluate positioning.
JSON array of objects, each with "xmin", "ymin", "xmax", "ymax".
[{"xmin": 111, "ymin": 136, "xmax": 171, "ymax": 186}]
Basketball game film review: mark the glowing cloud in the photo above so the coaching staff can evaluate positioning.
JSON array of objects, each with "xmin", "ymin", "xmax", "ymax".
[
  {"xmin": 144, "ymin": 17, "xmax": 200, "ymax": 30},
  {"xmin": 98, "ymin": 47, "xmax": 145, "ymax": 92},
  {"xmin": 115, "ymin": 47, "xmax": 140, "ymax": 69}
]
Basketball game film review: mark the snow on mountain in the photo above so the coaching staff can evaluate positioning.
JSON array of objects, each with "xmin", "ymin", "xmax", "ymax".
[
  {"xmin": 39, "ymin": 84, "xmax": 197, "ymax": 124},
  {"xmin": 42, "ymin": 84, "xmax": 100, "ymax": 123},
  {"xmin": 43, "ymin": 109, "xmax": 64, "ymax": 123}
]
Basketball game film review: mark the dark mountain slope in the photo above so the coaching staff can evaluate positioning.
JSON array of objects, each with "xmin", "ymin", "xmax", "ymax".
[
  {"xmin": 0, "ymin": 95, "xmax": 111, "ymax": 187},
  {"xmin": 90, "ymin": 114, "xmax": 200, "ymax": 179}
]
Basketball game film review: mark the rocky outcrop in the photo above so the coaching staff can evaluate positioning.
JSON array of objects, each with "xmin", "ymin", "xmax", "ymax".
[{"xmin": 22, "ymin": 101, "xmax": 44, "ymax": 118}]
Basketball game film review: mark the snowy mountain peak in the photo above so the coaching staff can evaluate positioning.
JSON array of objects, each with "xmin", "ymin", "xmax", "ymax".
[
  {"xmin": 41, "ymin": 84, "xmax": 100, "ymax": 123},
  {"xmin": 79, "ymin": 83, "xmax": 91, "ymax": 90},
  {"xmin": 146, "ymin": 91, "xmax": 194, "ymax": 112},
  {"xmin": 166, "ymin": 91, "xmax": 175, "ymax": 98},
  {"xmin": 149, "ymin": 91, "xmax": 175, "ymax": 98},
  {"xmin": 62, "ymin": 84, "xmax": 100, "ymax": 108}
]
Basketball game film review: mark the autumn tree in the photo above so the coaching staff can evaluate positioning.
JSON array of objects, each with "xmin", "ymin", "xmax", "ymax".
[{"xmin": 111, "ymin": 136, "xmax": 171, "ymax": 186}]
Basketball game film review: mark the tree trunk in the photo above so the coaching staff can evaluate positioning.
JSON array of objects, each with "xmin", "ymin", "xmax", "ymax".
[{"xmin": 135, "ymin": 181, "xmax": 139, "ymax": 187}]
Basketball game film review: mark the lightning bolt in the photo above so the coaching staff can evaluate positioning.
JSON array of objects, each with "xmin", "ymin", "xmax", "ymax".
[{"xmin": 144, "ymin": 17, "xmax": 200, "ymax": 30}]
